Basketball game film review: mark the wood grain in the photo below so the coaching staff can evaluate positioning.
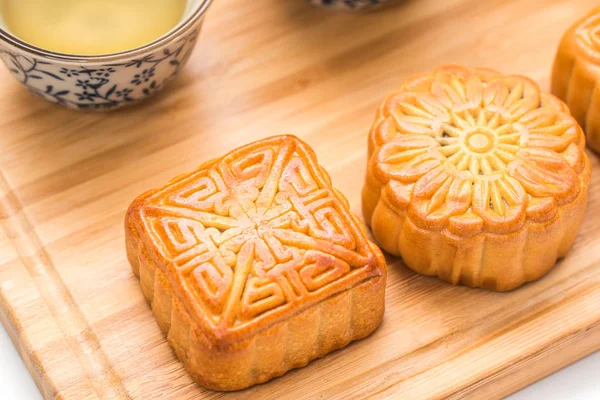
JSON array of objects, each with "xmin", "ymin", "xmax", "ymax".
[{"xmin": 0, "ymin": 0, "xmax": 599, "ymax": 398}]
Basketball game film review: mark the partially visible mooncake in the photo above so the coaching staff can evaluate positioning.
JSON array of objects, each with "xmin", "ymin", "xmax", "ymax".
[
  {"xmin": 126, "ymin": 135, "xmax": 386, "ymax": 391},
  {"xmin": 363, "ymin": 66, "xmax": 590, "ymax": 292},
  {"xmin": 552, "ymin": 6, "xmax": 600, "ymax": 152}
]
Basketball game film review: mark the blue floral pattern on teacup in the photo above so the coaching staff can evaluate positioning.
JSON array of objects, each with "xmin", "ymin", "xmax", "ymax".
[
  {"xmin": 0, "ymin": 29, "xmax": 199, "ymax": 110},
  {"xmin": 308, "ymin": 0, "xmax": 389, "ymax": 10}
]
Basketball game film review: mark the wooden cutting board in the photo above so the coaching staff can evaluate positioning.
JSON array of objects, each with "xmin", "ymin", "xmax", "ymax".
[{"xmin": 1, "ymin": 0, "xmax": 599, "ymax": 398}]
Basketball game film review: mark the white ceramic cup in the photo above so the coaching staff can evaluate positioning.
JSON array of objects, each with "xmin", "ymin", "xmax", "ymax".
[{"xmin": 0, "ymin": 0, "xmax": 212, "ymax": 110}]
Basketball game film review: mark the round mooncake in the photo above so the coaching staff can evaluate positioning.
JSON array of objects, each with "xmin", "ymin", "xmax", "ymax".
[
  {"xmin": 363, "ymin": 65, "xmax": 591, "ymax": 291},
  {"xmin": 552, "ymin": 6, "xmax": 600, "ymax": 152}
]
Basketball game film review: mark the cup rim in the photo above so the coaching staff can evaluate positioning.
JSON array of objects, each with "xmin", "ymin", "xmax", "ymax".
[{"xmin": 0, "ymin": 0, "xmax": 213, "ymax": 64}]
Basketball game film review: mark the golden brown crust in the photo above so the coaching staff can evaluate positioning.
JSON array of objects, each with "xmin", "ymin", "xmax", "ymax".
[
  {"xmin": 363, "ymin": 65, "xmax": 590, "ymax": 292},
  {"xmin": 126, "ymin": 135, "xmax": 386, "ymax": 391},
  {"xmin": 552, "ymin": 6, "xmax": 600, "ymax": 152}
]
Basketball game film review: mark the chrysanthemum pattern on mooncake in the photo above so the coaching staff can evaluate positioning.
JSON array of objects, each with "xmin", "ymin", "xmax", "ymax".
[{"xmin": 552, "ymin": 6, "xmax": 600, "ymax": 152}]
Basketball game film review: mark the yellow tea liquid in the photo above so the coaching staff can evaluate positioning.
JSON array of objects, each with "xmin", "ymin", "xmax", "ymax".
[{"xmin": 2, "ymin": 0, "xmax": 187, "ymax": 55}]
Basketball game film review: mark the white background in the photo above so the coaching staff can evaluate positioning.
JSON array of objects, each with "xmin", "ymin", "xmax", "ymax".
[{"xmin": 1, "ymin": 322, "xmax": 598, "ymax": 399}]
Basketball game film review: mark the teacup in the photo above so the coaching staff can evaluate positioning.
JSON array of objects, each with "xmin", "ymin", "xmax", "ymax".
[{"xmin": 0, "ymin": 0, "xmax": 213, "ymax": 110}]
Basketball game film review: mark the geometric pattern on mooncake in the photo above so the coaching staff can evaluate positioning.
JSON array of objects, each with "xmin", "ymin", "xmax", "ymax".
[
  {"xmin": 364, "ymin": 65, "xmax": 591, "ymax": 291},
  {"xmin": 131, "ymin": 135, "xmax": 383, "ymax": 337}
]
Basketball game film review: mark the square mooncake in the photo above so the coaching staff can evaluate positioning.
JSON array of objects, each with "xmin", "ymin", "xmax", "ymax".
[{"xmin": 125, "ymin": 135, "xmax": 386, "ymax": 391}]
